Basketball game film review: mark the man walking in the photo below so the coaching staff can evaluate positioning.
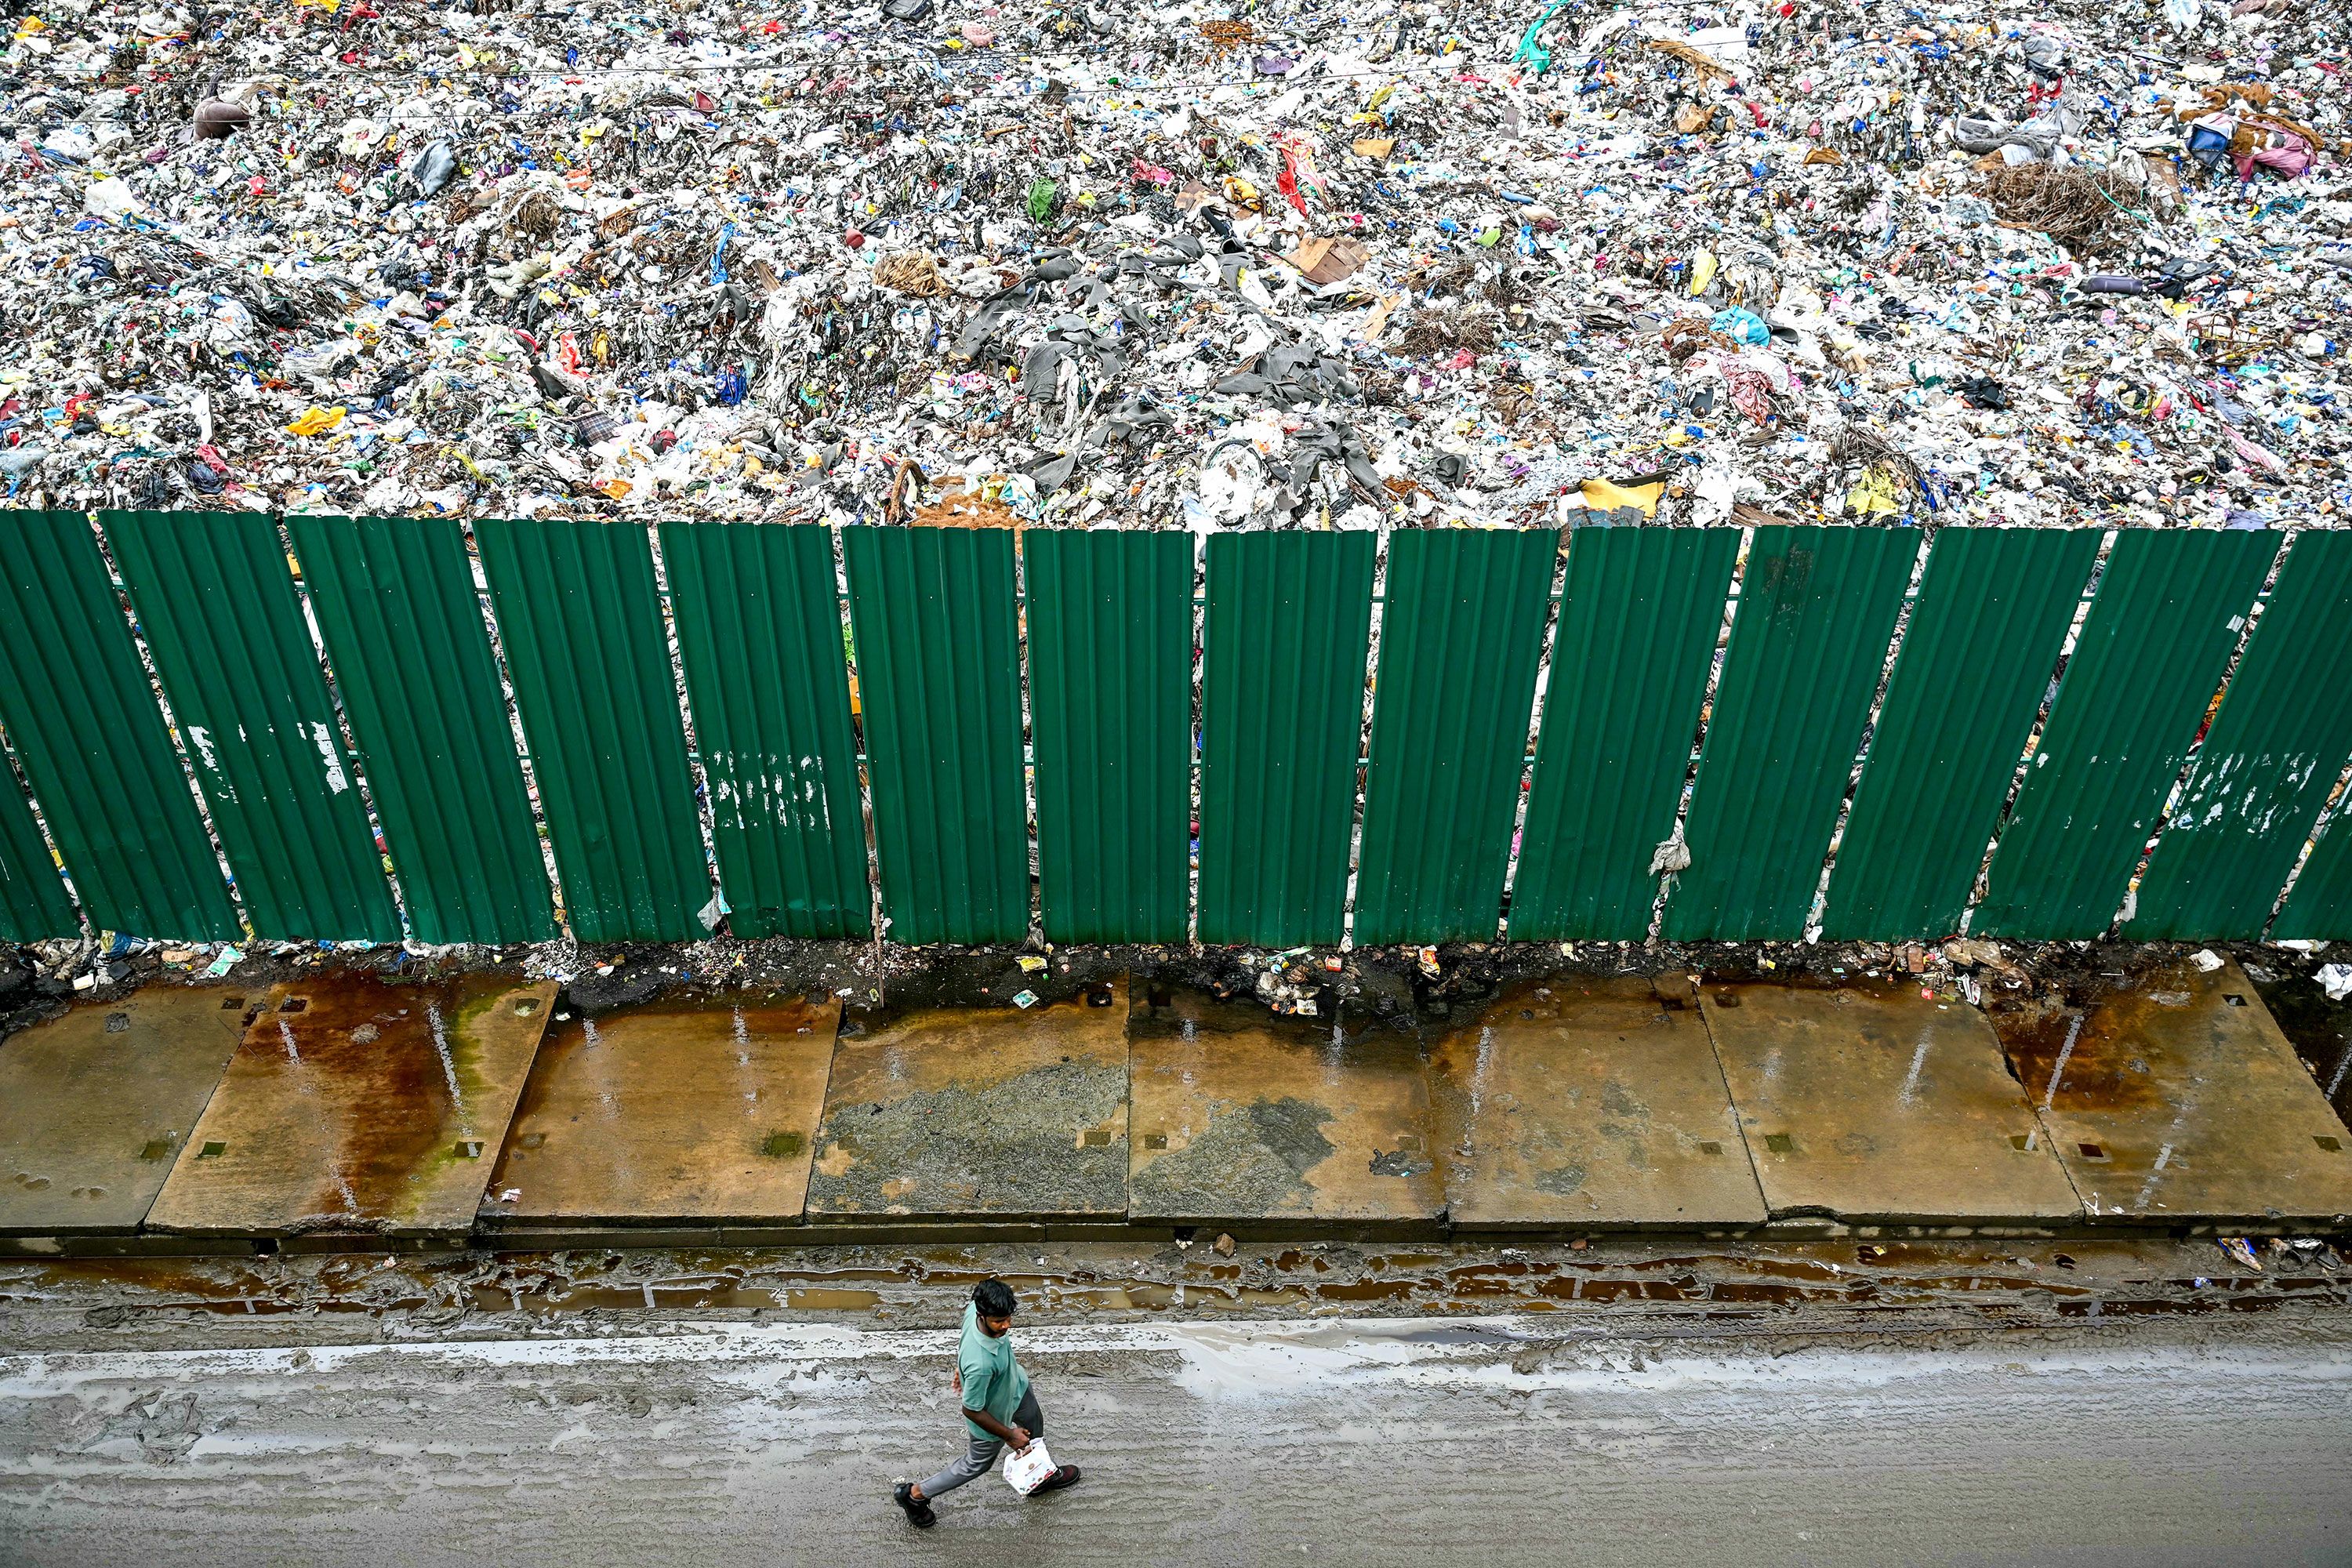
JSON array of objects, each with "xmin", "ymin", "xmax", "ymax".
[{"xmin": 892, "ymin": 1279, "xmax": 1080, "ymax": 1527}]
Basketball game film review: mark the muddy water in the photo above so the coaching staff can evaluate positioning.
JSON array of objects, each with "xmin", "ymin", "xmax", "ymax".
[{"xmin": 4, "ymin": 1235, "xmax": 2341, "ymax": 1353}]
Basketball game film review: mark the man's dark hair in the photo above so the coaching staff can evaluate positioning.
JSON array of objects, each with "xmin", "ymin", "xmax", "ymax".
[{"xmin": 973, "ymin": 1279, "xmax": 1018, "ymax": 1318}]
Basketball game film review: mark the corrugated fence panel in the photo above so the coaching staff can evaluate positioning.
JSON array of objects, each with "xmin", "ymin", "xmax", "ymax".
[
  {"xmin": 1354, "ymin": 528, "xmax": 1558, "ymax": 944},
  {"xmin": 0, "ymin": 511, "xmax": 237, "ymax": 939},
  {"xmin": 1199, "ymin": 530, "xmax": 1375, "ymax": 947},
  {"xmin": 2276, "ymin": 811, "xmax": 2352, "ymax": 940},
  {"xmin": 2127, "ymin": 530, "xmax": 2352, "ymax": 940},
  {"xmin": 288, "ymin": 514, "xmax": 557, "ymax": 946},
  {"xmin": 0, "ymin": 754, "xmax": 74, "ymax": 940},
  {"xmin": 1975, "ymin": 528, "xmax": 2279, "ymax": 939},
  {"xmin": 1026, "ymin": 529, "xmax": 1192, "ymax": 944},
  {"xmin": 103, "ymin": 510, "xmax": 397, "ymax": 941},
  {"xmin": 1509, "ymin": 526, "xmax": 1739, "ymax": 941},
  {"xmin": 27, "ymin": 509, "xmax": 2352, "ymax": 948},
  {"xmin": 842, "ymin": 526, "xmax": 1028, "ymax": 945},
  {"xmin": 1664, "ymin": 525, "xmax": 1915, "ymax": 942},
  {"xmin": 1823, "ymin": 527, "xmax": 2100, "ymax": 939},
  {"xmin": 474, "ymin": 517, "xmax": 709, "ymax": 942},
  {"xmin": 661, "ymin": 521, "xmax": 869, "ymax": 940}
]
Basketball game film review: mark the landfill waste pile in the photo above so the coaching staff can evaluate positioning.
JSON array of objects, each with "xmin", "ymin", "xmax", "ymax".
[{"xmin": 1, "ymin": 0, "xmax": 2349, "ymax": 530}]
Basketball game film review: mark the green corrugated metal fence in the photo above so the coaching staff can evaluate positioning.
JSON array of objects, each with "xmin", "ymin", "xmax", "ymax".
[
  {"xmin": 1026, "ymin": 529, "xmax": 1193, "ymax": 944},
  {"xmin": 13, "ymin": 512, "xmax": 2352, "ymax": 947},
  {"xmin": 0, "ymin": 745, "xmax": 74, "ymax": 941},
  {"xmin": 288, "ymin": 514, "xmax": 558, "ymax": 946},
  {"xmin": 102, "ymin": 510, "xmax": 399, "ymax": 941},
  {"xmin": 1824, "ymin": 527, "xmax": 2100, "ymax": 938},
  {"xmin": 662, "ymin": 522, "xmax": 870, "ymax": 939},
  {"xmin": 1354, "ymin": 528, "xmax": 1557, "ymax": 944},
  {"xmin": 1975, "ymin": 529, "xmax": 2280, "ymax": 938},
  {"xmin": 2276, "ymin": 811, "xmax": 2352, "ymax": 942},
  {"xmin": 2126, "ymin": 530, "xmax": 2352, "ymax": 940},
  {"xmin": 843, "ymin": 525, "xmax": 1029, "ymax": 945},
  {"xmin": 475, "ymin": 517, "xmax": 710, "ymax": 942},
  {"xmin": 1199, "ymin": 531, "xmax": 1375, "ymax": 946},
  {"xmin": 0, "ymin": 510, "xmax": 238, "ymax": 939},
  {"xmin": 1510, "ymin": 527, "xmax": 1739, "ymax": 941},
  {"xmin": 1666, "ymin": 526, "xmax": 1916, "ymax": 942}
]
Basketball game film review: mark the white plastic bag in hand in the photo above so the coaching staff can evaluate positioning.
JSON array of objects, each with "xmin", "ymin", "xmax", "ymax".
[{"xmin": 1002, "ymin": 1439, "xmax": 1057, "ymax": 1496}]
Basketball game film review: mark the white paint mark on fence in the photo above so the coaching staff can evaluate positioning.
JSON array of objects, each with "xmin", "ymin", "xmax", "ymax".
[{"xmin": 312, "ymin": 721, "xmax": 350, "ymax": 793}]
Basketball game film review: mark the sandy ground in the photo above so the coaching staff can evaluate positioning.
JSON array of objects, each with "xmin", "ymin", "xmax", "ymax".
[{"xmin": 2, "ymin": 1302, "xmax": 2349, "ymax": 1567}]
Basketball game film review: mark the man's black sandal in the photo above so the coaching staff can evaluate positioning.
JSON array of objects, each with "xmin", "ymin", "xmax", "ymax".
[{"xmin": 893, "ymin": 1482, "xmax": 937, "ymax": 1527}]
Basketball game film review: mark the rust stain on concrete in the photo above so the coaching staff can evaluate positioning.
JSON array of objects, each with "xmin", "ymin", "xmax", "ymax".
[
  {"xmin": 146, "ymin": 974, "xmax": 554, "ymax": 1238},
  {"xmin": 1702, "ymin": 978, "xmax": 2079, "ymax": 1223},
  {"xmin": 1991, "ymin": 958, "xmax": 2352, "ymax": 1223}
]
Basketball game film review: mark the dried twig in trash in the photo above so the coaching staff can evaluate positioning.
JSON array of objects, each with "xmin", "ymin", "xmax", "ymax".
[
  {"xmin": 873, "ymin": 251, "xmax": 947, "ymax": 296},
  {"xmin": 1832, "ymin": 424, "xmax": 1926, "ymax": 495},
  {"xmin": 1973, "ymin": 163, "xmax": 2153, "ymax": 253}
]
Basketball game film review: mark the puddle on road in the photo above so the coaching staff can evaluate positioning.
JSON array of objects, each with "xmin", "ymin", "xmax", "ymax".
[{"xmin": 7, "ymin": 1232, "xmax": 2340, "ymax": 1344}]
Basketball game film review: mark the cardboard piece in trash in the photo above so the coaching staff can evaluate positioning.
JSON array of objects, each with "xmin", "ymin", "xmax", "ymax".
[{"xmin": 1283, "ymin": 236, "xmax": 1370, "ymax": 285}]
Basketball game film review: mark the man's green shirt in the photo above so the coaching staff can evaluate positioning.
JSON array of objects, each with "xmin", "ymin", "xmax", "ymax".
[{"xmin": 957, "ymin": 1301, "xmax": 1032, "ymax": 1441}]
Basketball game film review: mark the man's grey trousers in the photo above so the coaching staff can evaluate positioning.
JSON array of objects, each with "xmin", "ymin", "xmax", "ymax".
[{"xmin": 922, "ymin": 1388, "xmax": 1045, "ymax": 1498}]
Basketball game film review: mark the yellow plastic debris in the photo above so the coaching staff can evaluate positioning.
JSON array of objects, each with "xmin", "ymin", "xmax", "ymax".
[
  {"xmin": 1686, "ymin": 248, "xmax": 1719, "ymax": 296},
  {"xmin": 1579, "ymin": 476, "xmax": 1664, "ymax": 516},
  {"xmin": 285, "ymin": 405, "xmax": 346, "ymax": 437},
  {"xmin": 1846, "ymin": 467, "xmax": 1906, "ymax": 516}
]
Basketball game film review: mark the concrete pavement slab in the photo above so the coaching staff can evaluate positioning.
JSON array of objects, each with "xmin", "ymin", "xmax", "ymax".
[
  {"xmin": 0, "ymin": 986, "xmax": 245, "ymax": 1235},
  {"xmin": 1700, "ymin": 980, "xmax": 2079, "ymax": 1223},
  {"xmin": 488, "ymin": 992, "xmax": 840, "ymax": 1226},
  {"xmin": 145, "ymin": 975, "xmax": 555, "ymax": 1239},
  {"xmin": 2241, "ymin": 963, "xmax": 2352, "ymax": 1134},
  {"xmin": 1992, "ymin": 958, "xmax": 2352, "ymax": 1225},
  {"xmin": 804, "ymin": 978, "xmax": 1128, "ymax": 1221},
  {"xmin": 1430, "ymin": 976, "xmax": 1766, "ymax": 1229},
  {"xmin": 1128, "ymin": 986, "xmax": 1442, "ymax": 1226}
]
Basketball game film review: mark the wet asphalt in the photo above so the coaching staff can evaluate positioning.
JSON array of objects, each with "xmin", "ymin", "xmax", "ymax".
[{"xmin": 3, "ymin": 1305, "xmax": 2348, "ymax": 1566}]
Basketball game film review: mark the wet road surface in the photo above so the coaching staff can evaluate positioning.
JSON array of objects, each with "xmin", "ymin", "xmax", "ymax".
[{"xmin": 4, "ymin": 1306, "xmax": 2349, "ymax": 1566}]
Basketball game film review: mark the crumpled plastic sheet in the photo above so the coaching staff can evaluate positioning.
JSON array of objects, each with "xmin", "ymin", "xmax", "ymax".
[{"xmin": 0, "ymin": 0, "xmax": 2345, "ymax": 534}]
